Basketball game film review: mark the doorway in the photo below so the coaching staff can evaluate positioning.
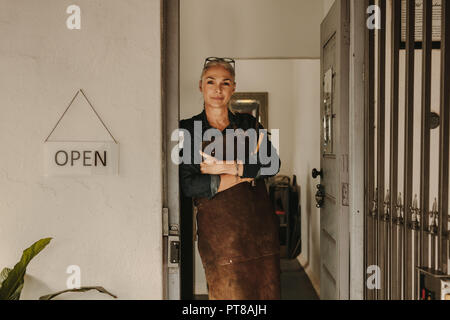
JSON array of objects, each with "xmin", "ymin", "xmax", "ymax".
[
  {"xmin": 184, "ymin": 58, "xmax": 322, "ymax": 299},
  {"xmin": 162, "ymin": 0, "xmax": 367, "ymax": 300}
]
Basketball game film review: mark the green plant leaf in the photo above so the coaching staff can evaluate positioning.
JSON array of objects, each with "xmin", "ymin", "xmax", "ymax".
[
  {"xmin": 9, "ymin": 282, "xmax": 23, "ymax": 301},
  {"xmin": 39, "ymin": 286, "xmax": 118, "ymax": 300},
  {"xmin": 0, "ymin": 268, "xmax": 12, "ymax": 288},
  {"xmin": 0, "ymin": 237, "xmax": 52, "ymax": 300},
  {"xmin": 0, "ymin": 268, "xmax": 23, "ymax": 300}
]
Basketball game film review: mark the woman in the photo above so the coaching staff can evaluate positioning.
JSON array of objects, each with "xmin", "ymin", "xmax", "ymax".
[{"xmin": 179, "ymin": 57, "xmax": 281, "ymax": 300}]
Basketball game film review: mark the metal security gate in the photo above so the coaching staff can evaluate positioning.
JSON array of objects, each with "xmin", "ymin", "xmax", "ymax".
[{"xmin": 364, "ymin": 0, "xmax": 450, "ymax": 300}]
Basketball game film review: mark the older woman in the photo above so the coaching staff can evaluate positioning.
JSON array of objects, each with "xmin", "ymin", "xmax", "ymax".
[{"xmin": 179, "ymin": 57, "xmax": 281, "ymax": 300}]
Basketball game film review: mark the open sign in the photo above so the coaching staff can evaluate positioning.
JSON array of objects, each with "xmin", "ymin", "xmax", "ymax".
[{"xmin": 44, "ymin": 142, "xmax": 119, "ymax": 176}]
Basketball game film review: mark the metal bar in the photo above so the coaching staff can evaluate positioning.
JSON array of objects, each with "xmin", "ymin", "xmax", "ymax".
[
  {"xmin": 419, "ymin": 0, "xmax": 432, "ymax": 277},
  {"xmin": 389, "ymin": 0, "xmax": 401, "ymax": 300},
  {"xmin": 412, "ymin": 0, "xmax": 434, "ymax": 299},
  {"xmin": 398, "ymin": 213, "xmax": 405, "ymax": 299},
  {"xmin": 403, "ymin": 0, "xmax": 415, "ymax": 300},
  {"xmin": 431, "ymin": 197, "xmax": 437, "ymax": 270},
  {"xmin": 376, "ymin": 0, "xmax": 387, "ymax": 300},
  {"xmin": 431, "ymin": 230, "xmax": 436, "ymax": 270},
  {"xmin": 373, "ymin": 195, "xmax": 378, "ymax": 297},
  {"xmin": 364, "ymin": 0, "xmax": 376, "ymax": 301},
  {"xmin": 412, "ymin": 227, "xmax": 420, "ymax": 299},
  {"xmin": 438, "ymin": 0, "xmax": 450, "ymax": 275}
]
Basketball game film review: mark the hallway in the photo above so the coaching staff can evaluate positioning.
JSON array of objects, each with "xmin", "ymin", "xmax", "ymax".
[{"xmin": 280, "ymin": 259, "xmax": 318, "ymax": 300}]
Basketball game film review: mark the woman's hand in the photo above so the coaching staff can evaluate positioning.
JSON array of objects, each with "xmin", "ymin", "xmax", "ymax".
[
  {"xmin": 199, "ymin": 151, "xmax": 242, "ymax": 176},
  {"xmin": 199, "ymin": 151, "xmax": 252, "ymax": 193}
]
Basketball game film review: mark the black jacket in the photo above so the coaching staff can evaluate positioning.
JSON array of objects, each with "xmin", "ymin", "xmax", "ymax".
[{"xmin": 179, "ymin": 108, "xmax": 281, "ymax": 199}]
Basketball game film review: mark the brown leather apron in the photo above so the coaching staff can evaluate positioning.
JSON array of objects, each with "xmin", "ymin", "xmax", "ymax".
[{"xmin": 194, "ymin": 178, "xmax": 281, "ymax": 300}]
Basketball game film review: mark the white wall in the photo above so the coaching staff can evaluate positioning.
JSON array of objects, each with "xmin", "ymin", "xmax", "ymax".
[
  {"xmin": 0, "ymin": 0, "xmax": 163, "ymax": 299},
  {"xmin": 233, "ymin": 60, "xmax": 296, "ymax": 176},
  {"xmin": 180, "ymin": 0, "xmax": 325, "ymax": 120},
  {"xmin": 292, "ymin": 61, "xmax": 321, "ymax": 295}
]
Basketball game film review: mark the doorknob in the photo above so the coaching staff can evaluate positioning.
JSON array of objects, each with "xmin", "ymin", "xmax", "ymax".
[
  {"xmin": 315, "ymin": 184, "xmax": 325, "ymax": 208},
  {"xmin": 312, "ymin": 168, "xmax": 323, "ymax": 179}
]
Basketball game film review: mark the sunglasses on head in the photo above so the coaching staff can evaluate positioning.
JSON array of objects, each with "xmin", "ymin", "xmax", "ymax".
[{"xmin": 204, "ymin": 57, "xmax": 236, "ymax": 70}]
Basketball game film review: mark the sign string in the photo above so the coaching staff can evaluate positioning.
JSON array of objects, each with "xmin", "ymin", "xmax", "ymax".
[{"xmin": 45, "ymin": 89, "xmax": 118, "ymax": 144}]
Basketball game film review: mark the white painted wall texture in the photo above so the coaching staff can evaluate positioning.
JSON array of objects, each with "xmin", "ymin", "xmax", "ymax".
[
  {"xmin": 292, "ymin": 60, "xmax": 321, "ymax": 295},
  {"xmin": 0, "ymin": 0, "xmax": 162, "ymax": 299},
  {"xmin": 180, "ymin": 0, "xmax": 325, "ymax": 120}
]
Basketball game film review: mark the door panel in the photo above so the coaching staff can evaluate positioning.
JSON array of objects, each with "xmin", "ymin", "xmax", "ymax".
[
  {"xmin": 319, "ymin": 0, "xmax": 350, "ymax": 300},
  {"xmin": 321, "ymin": 228, "xmax": 338, "ymax": 275}
]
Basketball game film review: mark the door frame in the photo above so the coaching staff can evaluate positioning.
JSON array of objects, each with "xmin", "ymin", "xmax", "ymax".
[
  {"xmin": 162, "ymin": 0, "xmax": 181, "ymax": 300},
  {"xmin": 348, "ymin": 0, "xmax": 366, "ymax": 300}
]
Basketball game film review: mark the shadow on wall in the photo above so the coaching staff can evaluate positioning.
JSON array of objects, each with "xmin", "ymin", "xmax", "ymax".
[{"xmin": 21, "ymin": 274, "xmax": 52, "ymax": 300}]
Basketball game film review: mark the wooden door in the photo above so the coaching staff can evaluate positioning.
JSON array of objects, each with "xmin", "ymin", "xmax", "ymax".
[{"xmin": 318, "ymin": 0, "xmax": 350, "ymax": 300}]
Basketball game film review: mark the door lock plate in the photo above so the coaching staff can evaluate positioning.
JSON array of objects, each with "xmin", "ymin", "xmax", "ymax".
[{"xmin": 168, "ymin": 236, "xmax": 180, "ymax": 267}]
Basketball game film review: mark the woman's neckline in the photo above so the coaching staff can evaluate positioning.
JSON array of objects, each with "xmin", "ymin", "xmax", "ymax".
[{"xmin": 204, "ymin": 107, "xmax": 231, "ymax": 131}]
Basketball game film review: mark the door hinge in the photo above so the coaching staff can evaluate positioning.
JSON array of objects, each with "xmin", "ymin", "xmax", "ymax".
[{"xmin": 162, "ymin": 207, "xmax": 169, "ymax": 236}]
